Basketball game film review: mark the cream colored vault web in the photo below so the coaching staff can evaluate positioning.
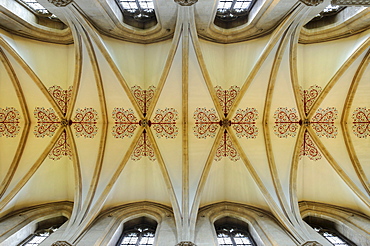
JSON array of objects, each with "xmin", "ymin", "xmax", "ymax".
[{"xmin": 0, "ymin": 0, "xmax": 369, "ymax": 245}]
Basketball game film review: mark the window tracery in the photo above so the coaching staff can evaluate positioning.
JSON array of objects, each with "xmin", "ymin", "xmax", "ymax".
[
  {"xmin": 18, "ymin": 217, "xmax": 67, "ymax": 246},
  {"xmin": 17, "ymin": 0, "xmax": 58, "ymax": 18},
  {"xmin": 117, "ymin": 217, "xmax": 157, "ymax": 246},
  {"xmin": 116, "ymin": 0, "xmax": 157, "ymax": 28},
  {"xmin": 216, "ymin": 227, "xmax": 256, "ymax": 246},
  {"xmin": 304, "ymin": 217, "xmax": 356, "ymax": 246},
  {"xmin": 215, "ymin": 0, "xmax": 257, "ymax": 28}
]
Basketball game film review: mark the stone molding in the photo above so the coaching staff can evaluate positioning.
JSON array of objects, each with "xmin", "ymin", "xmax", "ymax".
[
  {"xmin": 298, "ymin": 0, "xmax": 324, "ymax": 6},
  {"xmin": 47, "ymin": 0, "xmax": 73, "ymax": 7},
  {"xmin": 174, "ymin": 0, "xmax": 198, "ymax": 6},
  {"xmin": 332, "ymin": 0, "xmax": 370, "ymax": 5},
  {"xmin": 301, "ymin": 242, "xmax": 323, "ymax": 246},
  {"xmin": 51, "ymin": 241, "xmax": 73, "ymax": 246},
  {"xmin": 175, "ymin": 242, "xmax": 197, "ymax": 246}
]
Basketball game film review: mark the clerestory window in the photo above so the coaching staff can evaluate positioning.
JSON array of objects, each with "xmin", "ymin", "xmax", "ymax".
[
  {"xmin": 304, "ymin": 217, "xmax": 356, "ymax": 246},
  {"xmin": 215, "ymin": 217, "xmax": 256, "ymax": 246},
  {"xmin": 214, "ymin": 0, "xmax": 257, "ymax": 29},
  {"xmin": 16, "ymin": 0, "xmax": 57, "ymax": 18},
  {"xmin": 304, "ymin": 4, "xmax": 346, "ymax": 29},
  {"xmin": 116, "ymin": 0, "xmax": 157, "ymax": 29},
  {"xmin": 116, "ymin": 217, "xmax": 157, "ymax": 246},
  {"xmin": 18, "ymin": 216, "xmax": 67, "ymax": 246}
]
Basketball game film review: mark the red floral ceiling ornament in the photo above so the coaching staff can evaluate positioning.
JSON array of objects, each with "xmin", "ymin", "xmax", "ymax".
[
  {"xmin": 73, "ymin": 108, "xmax": 98, "ymax": 138},
  {"xmin": 300, "ymin": 130, "xmax": 322, "ymax": 161},
  {"xmin": 273, "ymin": 107, "xmax": 300, "ymax": 138},
  {"xmin": 48, "ymin": 85, "xmax": 73, "ymax": 115},
  {"xmin": 48, "ymin": 130, "xmax": 72, "ymax": 161},
  {"xmin": 112, "ymin": 108, "xmax": 138, "ymax": 138},
  {"xmin": 131, "ymin": 130, "xmax": 156, "ymax": 161},
  {"xmin": 231, "ymin": 108, "xmax": 258, "ymax": 139},
  {"xmin": 215, "ymin": 130, "xmax": 240, "ymax": 162},
  {"xmin": 151, "ymin": 108, "xmax": 179, "ymax": 139},
  {"xmin": 131, "ymin": 85, "xmax": 156, "ymax": 116},
  {"xmin": 193, "ymin": 108, "xmax": 220, "ymax": 139},
  {"xmin": 301, "ymin": 85, "xmax": 322, "ymax": 115},
  {"xmin": 352, "ymin": 107, "xmax": 370, "ymax": 138},
  {"xmin": 0, "ymin": 107, "xmax": 21, "ymax": 138},
  {"xmin": 311, "ymin": 107, "xmax": 338, "ymax": 138},
  {"xmin": 215, "ymin": 85, "xmax": 240, "ymax": 116},
  {"xmin": 34, "ymin": 107, "xmax": 60, "ymax": 138}
]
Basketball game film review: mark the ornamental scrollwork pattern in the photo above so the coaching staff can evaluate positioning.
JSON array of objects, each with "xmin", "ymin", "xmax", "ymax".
[
  {"xmin": 301, "ymin": 85, "xmax": 322, "ymax": 115},
  {"xmin": 73, "ymin": 108, "xmax": 99, "ymax": 138},
  {"xmin": 0, "ymin": 107, "xmax": 21, "ymax": 138},
  {"xmin": 131, "ymin": 85, "xmax": 156, "ymax": 115},
  {"xmin": 215, "ymin": 85, "xmax": 240, "ymax": 116},
  {"xmin": 112, "ymin": 108, "xmax": 138, "ymax": 138},
  {"xmin": 311, "ymin": 107, "xmax": 338, "ymax": 138},
  {"xmin": 34, "ymin": 107, "xmax": 60, "ymax": 138},
  {"xmin": 131, "ymin": 130, "xmax": 156, "ymax": 161},
  {"xmin": 48, "ymin": 85, "xmax": 73, "ymax": 115},
  {"xmin": 231, "ymin": 108, "xmax": 258, "ymax": 139},
  {"xmin": 193, "ymin": 108, "xmax": 220, "ymax": 139},
  {"xmin": 300, "ymin": 131, "xmax": 322, "ymax": 161},
  {"xmin": 352, "ymin": 107, "xmax": 370, "ymax": 138},
  {"xmin": 215, "ymin": 130, "xmax": 240, "ymax": 162},
  {"xmin": 273, "ymin": 107, "xmax": 300, "ymax": 138},
  {"xmin": 48, "ymin": 130, "xmax": 72, "ymax": 160},
  {"xmin": 151, "ymin": 108, "xmax": 179, "ymax": 139}
]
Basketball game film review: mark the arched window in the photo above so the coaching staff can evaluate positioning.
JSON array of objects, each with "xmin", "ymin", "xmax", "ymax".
[
  {"xmin": 115, "ymin": 0, "xmax": 157, "ymax": 29},
  {"xmin": 117, "ymin": 217, "xmax": 157, "ymax": 246},
  {"xmin": 16, "ymin": 0, "xmax": 58, "ymax": 18},
  {"xmin": 215, "ymin": 217, "xmax": 256, "ymax": 246},
  {"xmin": 304, "ymin": 4, "xmax": 346, "ymax": 29},
  {"xmin": 214, "ymin": 0, "xmax": 257, "ymax": 29},
  {"xmin": 304, "ymin": 216, "xmax": 356, "ymax": 246},
  {"xmin": 18, "ymin": 216, "xmax": 68, "ymax": 246}
]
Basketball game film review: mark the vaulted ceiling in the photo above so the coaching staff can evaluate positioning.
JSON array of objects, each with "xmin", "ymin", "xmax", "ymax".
[{"xmin": 0, "ymin": 0, "xmax": 369, "ymax": 243}]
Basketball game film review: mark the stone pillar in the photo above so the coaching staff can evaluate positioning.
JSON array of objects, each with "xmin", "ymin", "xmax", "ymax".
[
  {"xmin": 301, "ymin": 241, "xmax": 323, "ymax": 246},
  {"xmin": 174, "ymin": 0, "xmax": 198, "ymax": 6},
  {"xmin": 51, "ymin": 241, "xmax": 74, "ymax": 246},
  {"xmin": 176, "ymin": 242, "xmax": 197, "ymax": 246},
  {"xmin": 298, "ymin": 0, "xmax": 324, "ymax": 6},
  {"xmin": 47, "ymin": 0, "xmax": 73, "ymax": 7}
]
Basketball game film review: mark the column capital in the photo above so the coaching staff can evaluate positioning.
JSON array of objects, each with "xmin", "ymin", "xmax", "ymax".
[
  {"xmin": 51, "ymin": 241, "xmax": 74, "ymax": 246},
  {"xmin": 298, "ymin": 0, "xmax": 324, "ymax": 6},
  {"xmin": 301, "ymin": 241, "xmax": 323, "ymax": 246},
  {"xmin": 47, "ymin": 0, "xmax": 73, "ymax": 7},
  {"xmin": 175, "ymin": 242, "xmax": 197, "ymax": 246},
  {"xmin": 174, "ymin": 0, "xmax": 198, "ymax": 6}
]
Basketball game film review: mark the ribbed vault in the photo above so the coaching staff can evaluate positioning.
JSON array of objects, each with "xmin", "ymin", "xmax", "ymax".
[{"xmin": 0, "ymin": 0, "xmax": 369, "ymax": 245}]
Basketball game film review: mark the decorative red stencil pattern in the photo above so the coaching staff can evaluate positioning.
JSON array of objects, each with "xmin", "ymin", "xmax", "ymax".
[
  {"xmin": 34, "ymin": 107, "xmax": 60, "ymax": 137},
  {"xmin": 193, "ymin": 108, "xmax": 220, "ymax": 139},
  {"xmin": 48, "ymin": 130, "xmax": 72, "ymax": 160},
  {"xmin": 112, "ymin": 108, "xmax": 138, "ymax": 138},
  {"xmin": 0, "ymin": 107, "xmax": 20, "ymax": 138},
  {"xmin": 215, "ymin": 85, "xmax": 240, "ymax": 116},
  {"xmin": 48, "ymin": 85, "xmax": 72, "ymax": 115},
  {"xmin": 300, "ymin": 130, "xmax": 322, "ymax": 161},
  {"xmin": 311, "ymin": 107, "xmax": 338, "ymax": 138},
  {"xmin": 231, "ymin": 108, "xmax": 258, "ymax": 139},
  {"xmin": 131, "ymin": 130, "xmax": 156, "ymax": 161},
  {"xmin": 73, "ymin": 108, "xmax": 99, "ymax": 138},
  {"xmin": 131, "ymin": 85, "xmax": 155, "ymax": 115},
  {"xmin": 215, "ymin": 130, "xmax": 240, "ymax": 162},
  {"xmin": 273, "ymin": 107, "xmax": 300, "ymax": 138},
  {"xmin": 152, "ymin": 108, "xmax": 178, "ymax": 139},
  {"xmin": 301, "ymin": 85, "xmax": 322, "ymax": 115},
  {"xmin": 352, "ymin": 107, "xmax": 370, "ymax": 138}
]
